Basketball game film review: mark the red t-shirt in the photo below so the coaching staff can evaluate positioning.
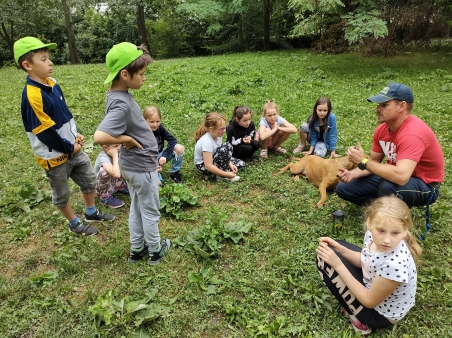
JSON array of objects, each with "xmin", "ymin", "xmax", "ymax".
[{"xmin": 372, "ymin": 115, "xmax": 444, "ymax": 184}]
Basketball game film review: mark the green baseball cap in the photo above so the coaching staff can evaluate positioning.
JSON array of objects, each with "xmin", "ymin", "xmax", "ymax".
[
  {"xmin": 14, "ymin": 37, "xmax": 57, "ymax": 64},
  {"xmin": 104, "ymin": 42, "xmax": 143, "ymax": 84}
]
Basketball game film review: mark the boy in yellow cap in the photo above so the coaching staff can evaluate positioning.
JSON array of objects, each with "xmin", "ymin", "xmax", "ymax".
[
  {"xmin": 94, "ymin": 42, "xmax": 171, "ymax": 265},
  {"xmin": 13, "ymin": 36, "xmax": 115, "ymax": 236}
]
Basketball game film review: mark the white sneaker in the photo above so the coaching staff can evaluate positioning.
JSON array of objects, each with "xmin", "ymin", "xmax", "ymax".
[{"xmin": 216, "ymin": 175, "xmax": 240, "ymax": 182}]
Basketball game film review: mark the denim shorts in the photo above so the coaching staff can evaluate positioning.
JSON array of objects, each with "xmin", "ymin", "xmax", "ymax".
[{"xmin": 45, "ymin": 151, "xmax": 96, "ymax": 207}]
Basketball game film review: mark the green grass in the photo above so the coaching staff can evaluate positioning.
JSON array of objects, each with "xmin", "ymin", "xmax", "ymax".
[{"xmin": 1, "ymin": 50, "xmax": 452, "ymax": 337}]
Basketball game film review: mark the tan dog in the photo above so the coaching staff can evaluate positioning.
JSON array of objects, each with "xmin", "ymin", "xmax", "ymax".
[{"xmin": 280, "ymin": 155, "xmax": 357, "ymax": 207}]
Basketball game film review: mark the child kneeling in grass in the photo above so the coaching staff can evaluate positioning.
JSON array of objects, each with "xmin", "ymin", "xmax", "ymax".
[
  {"xmin": 143, "ymin": 106, "xmax": 184, "ymax": 185},
  {"xmin": 94, "ymin": 42, "xmax": 171, "ymax": 265},
  {"xmin": 94, "ymin": 144, "xmax": 129, "ymax": 208},
  {"xmin": 194, "ymin": 112, "xmax": 245, "ymax": 182},
  {"xmin": 316, "ymin": 196, "xmax": 420, "ymax": 335}
]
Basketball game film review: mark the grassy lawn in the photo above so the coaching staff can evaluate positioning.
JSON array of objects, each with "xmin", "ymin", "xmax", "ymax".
[{"xmin": 0, "ymin": 50, "xmax": 451, "ymax": 337}]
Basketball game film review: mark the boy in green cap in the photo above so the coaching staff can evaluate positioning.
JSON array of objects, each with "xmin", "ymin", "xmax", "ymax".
[
  {"xmin": 14, "ymin": 36, "xmax": 115, "ymax": 236},
  {"xmin": 94, "ymin": 42, "xmax": 171, "ymax": 265}
]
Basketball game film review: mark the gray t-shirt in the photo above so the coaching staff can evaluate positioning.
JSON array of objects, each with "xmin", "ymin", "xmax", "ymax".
[
  {"xmin": 194, "ymin": 132, "xmax": 222, "ymax": 164},
  {"xmin": 97, "ymin": 90, "xmax": 158, "ymax": 172},
  {"xmin": 93, "ymin": 151, "xmax": 111, "ymax": 174}
]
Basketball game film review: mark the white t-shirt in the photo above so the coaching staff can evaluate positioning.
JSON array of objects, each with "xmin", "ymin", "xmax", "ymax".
[
  {"xmin": 194, "ymin": 132, "xmax": 222, "ymax": 164},
  {"xmin": 362, "ymin": 230, "xmax": 417, "ymax": 322}
]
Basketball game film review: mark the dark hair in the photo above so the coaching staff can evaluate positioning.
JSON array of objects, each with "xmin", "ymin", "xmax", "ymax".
[
  {"xmin": 18, "ymin": 47, "xmax": 50, "ymax": 72},
  {"xmin": 112, "ymin": 44, "xmax": 153, "ymax": 81},
  {"xmin": 309, "ymin": 96, "xmax": 332, "ymax": 129},
  {"xmin": 195, "ymin": 112, "xmax": 226, "ymax": 141},
  {"xmin": 232, "ymin": 106, "xmax": 252, "ymax": 121}
]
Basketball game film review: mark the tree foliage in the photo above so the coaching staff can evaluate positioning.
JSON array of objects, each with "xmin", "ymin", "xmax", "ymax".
[{"xmin": 0, "ymin": 0, "xmax": 450, "ymax": 64}]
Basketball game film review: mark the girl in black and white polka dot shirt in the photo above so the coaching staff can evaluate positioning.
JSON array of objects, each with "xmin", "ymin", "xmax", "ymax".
[{"xmin": 316, "ymin": 196, "xmax": 421, "ymax": 335}]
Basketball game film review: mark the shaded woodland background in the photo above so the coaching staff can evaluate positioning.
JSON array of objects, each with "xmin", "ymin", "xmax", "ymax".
[{"xmin": 1, "ymin": 0, "xmax": 451, "ymax": 66}]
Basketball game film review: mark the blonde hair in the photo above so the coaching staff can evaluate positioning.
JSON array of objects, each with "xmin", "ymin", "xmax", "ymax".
[
  {"xmin": 262, "ymin": 100, "xmax": 279, "ymax": 117},
  {"xmin": 365, "ymin": 196, "xmax": 421, "ymax": 260},
  {"xmin": 194, "ymin": 112, "xmax": 226, "ymax": 141},
  {"xmin": 143, "ymin": 106, "xmax": 161, "ymax": 120}
]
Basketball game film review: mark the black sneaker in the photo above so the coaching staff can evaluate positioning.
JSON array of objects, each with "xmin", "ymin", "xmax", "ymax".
[
  {"xmin": 117, "ymin": 188, "xmax": 129, "ymax": 195},
  {"xmin": 69, "ymin": 222, "xmax": 99, "ymax": 236},
  {"xmin": 85, "ymin": 210, "xmax": 115, "ymax": 223},
  {"xmin": 170, "ymin": 171, "xmax": 184, "ymax": 184},
  {"xmin": 128, "ymin": 243, "xmax": 149, "ymax": 263},
  {"xmin": 250, "ymin": 153, "xmax": 260, "ymax": 162},
  {"xmin": 148, "ymin": 239, "xmax": 171, "ymax": 265}
]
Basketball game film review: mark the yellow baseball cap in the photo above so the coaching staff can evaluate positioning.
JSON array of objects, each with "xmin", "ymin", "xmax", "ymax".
[
  {"xmin": 14, "ymin": 37, "xmax": 57, "ymax": 64},
  {"xmin": 104, "ymin": 42, "xmax": 143, "ymax": 84}
]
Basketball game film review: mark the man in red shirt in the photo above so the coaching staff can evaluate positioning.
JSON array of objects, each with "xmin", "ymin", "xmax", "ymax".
[{"xmin": 336, "ymin": 83, "xmax": 444, "ymax": 207}]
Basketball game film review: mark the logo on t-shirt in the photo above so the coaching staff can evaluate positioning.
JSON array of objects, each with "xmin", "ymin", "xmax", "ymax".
[{"xmin": 379, "ymin": 140, "xmax": 397, "ymax": 163}]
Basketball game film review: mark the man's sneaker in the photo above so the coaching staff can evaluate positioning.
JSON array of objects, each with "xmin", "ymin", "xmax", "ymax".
[
  {"xmin": 216, "ymin": 175, "xmax": 240, "ymax": 182},
  {"xmin": 100, "ymin": 195, "xmax": 125, "ymax": 209},
  {"xmin": 69, "ymin": 222, "xmax": 99, "ymax": 236},
  {"xmin": 85, "ymin": 210, "xmax": 115, "ymax": 223},
  {"xmin": 342, "ymin": 308, "xmax": 372, "ymax": 335},
  {"xmin": 170, "ymin": 171, "xmax": 184, "ymax": 184},
  {"xmin": 148, "ymin": 239, "xmax": 171, "ymax": 265},
  {"xmin": 129, "ymin": 243, "xmax": 149, "ymax": 263}
]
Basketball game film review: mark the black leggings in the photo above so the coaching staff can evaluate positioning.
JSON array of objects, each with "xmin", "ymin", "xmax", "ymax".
[
  {"xmin": 232, "ymin": 140, "xmax": 261, "ymax": 160},
  {"xmin": 316, "ymin": 240, "xmax": 393, "ymax": 329}
]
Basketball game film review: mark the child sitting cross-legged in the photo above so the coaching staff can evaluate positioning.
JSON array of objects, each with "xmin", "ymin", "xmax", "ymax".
[
  {"xmin": 194, "ymin": 112, "xmax": 245, "ymax": 182},
  {"xmin": 143, "ymin": 106, "xmax": 184, "ymax": 185},
  {"xmin": 94, "ymin": 144, "xmax": 129, "ymax": 208}
]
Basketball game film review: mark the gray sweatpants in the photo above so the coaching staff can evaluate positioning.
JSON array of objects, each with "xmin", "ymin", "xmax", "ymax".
[{"xmin": 121, "ymin": 169, "xmax": 161, "ymax": 251}]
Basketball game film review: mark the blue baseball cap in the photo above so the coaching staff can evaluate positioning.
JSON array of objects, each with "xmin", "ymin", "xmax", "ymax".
[{"xmin": 367, "ymin": 83, "xmax": 414, "ymax": 103}]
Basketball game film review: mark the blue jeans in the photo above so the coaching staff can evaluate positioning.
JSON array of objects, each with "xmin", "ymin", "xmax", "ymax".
[
  {"xmin": 335, "ymin": 174, "xmax": 439, "ymax": 208},
  {"xmin": 157, "ymin": 148, "xmax": 184, "ymax": 182}
]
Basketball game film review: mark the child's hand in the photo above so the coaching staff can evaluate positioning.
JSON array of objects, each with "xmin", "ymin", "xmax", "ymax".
[
  {"xmin": 76, "ymin": 133, "xmax": 85, "ymax": 146},
  {"xmin": 123, "ymin": 136, "xmax": 143, "ymax": 150},
  {"xmin": 72, "ymin": 142, "xmax": 82, "ymax": 155},
  {"xmin": 107, "ymin": 148, "xmax": 119, "ymax": 158},
  {"xmin": 302, "ymin": 150, "xmax": 312, "ymax": 155},
  {"xmin": 159, "ymin": 157, "xmax": 167, "ymax": 166},
  {"xmin": 243, "ymin": 136, "xmax": 251, "ymax": 144},
  {"xmin": 229, "ymin": 162, "xmax": 238, "ymax": 173},
  {"xmin": 316, "ymin": 241, "xmax": 341, "ymax": 269}
]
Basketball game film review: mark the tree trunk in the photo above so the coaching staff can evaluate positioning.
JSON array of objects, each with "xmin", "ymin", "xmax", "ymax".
[
  {"xmin": 0, "ymin": 21, "xmax": 15, "ymax": 65},
  {"xmin": 61, "ymin": 0, "xmax": 80, "ymax": 64},
  {"xmin": 238, "ymin": 14, "xmax": 244, "ymax": 52},
  {"xmin": 137, "ymin": 2, "xmax": 150, "ymax": 53},
  {"xmin": 262, "ymin": 0, "xmax": 271, "ymax": 51}
]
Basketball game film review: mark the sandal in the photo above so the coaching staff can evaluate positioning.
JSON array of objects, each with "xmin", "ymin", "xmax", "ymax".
[
  {"xmin": 275, "ymin": 147, "xmax": 287, "ymax": 154},
  {"xmin": 293, "ymin": 144, "xmax": 308, "ymax": 154},
  {"xmin": 260, "ymin": 149, "xmax": 268, "ymax": 158}
]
